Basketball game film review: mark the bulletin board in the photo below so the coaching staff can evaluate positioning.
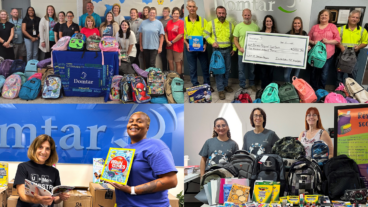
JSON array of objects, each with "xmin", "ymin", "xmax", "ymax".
[{"xmin": 325, "ymin": 6, "xmax": 366, "ymax": 27}]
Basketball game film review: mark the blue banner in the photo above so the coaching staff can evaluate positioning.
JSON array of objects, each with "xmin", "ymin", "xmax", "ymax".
[{"xmin": 0, "ymin": 104, "xmax": 184, "ymax": 166}]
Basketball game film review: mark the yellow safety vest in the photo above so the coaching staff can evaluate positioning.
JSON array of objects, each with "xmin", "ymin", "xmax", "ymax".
[
  {"xmin": 184, "ymin": 15, "xmax": 206, "ymax": 39},
  {"xmin": 203, "ymin": 19, "xmax": 235, "ymax": 49}
]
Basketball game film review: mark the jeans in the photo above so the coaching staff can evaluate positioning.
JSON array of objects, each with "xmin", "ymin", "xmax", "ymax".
[
  {"xmin": 160, "ymin": 41, "xmax": 168, "ymax": 71},
  {"xmin": 238, "ymin": 55, "xmax": 255, "ymax": 87},
  {"xmin": 214, "ymin": 47, "xmax": 232, "ymax": 91},
  {"xmin": 310, "ymin": 57, "xmax": 334, "ymax": 90},
  {"xmin": 143, "ymin": 49, "xmax": 158, "ymax": 69},
  {"xmin": 24, "ymin": 38, "xmax": 39, "ymax": 61},
  {"xmin": 284, "ymin": 68, "xmax": 300, "ymax": 83},
  {"xmin": 185, "ymin": 48, "xmax": 210, "ymax": 86},
  {"xmin": 261, "ymin": 65, "xmax": 274, "ymax": 89}
]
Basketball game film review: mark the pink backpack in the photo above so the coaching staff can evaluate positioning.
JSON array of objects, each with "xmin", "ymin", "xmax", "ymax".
[
  {"xmin": 99, "ymin": 36, "xmax": 119, "ymax": 65},
  {"xmin": 2, "ymin": 74, "xmax": 22, "ymax": 99},
  {"xmin": 110, "ymin": 75, "xmax": 123, "ymax": 101},
  {"xmin": 292, "ymin": 76, "xmax": 317, "ymax": 103},
  {"xmin": 335, "ymin": 82, "xmax": 350, "ymax": 97},
  {"xmin": 325, "ymin": 92, "xmax": 347, "ymax": 103},
  {"xmin": 52, "ymin": 36, "xmax": 71, "ymax": 51},
  {"xmin": 28, "ymin": 73, "xmax": 42, "ymax": 81}
]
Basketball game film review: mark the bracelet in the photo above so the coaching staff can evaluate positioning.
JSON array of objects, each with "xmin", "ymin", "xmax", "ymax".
[{"xmin": 171, "ymin": 41, "xmax": 173, "ymax": 44}]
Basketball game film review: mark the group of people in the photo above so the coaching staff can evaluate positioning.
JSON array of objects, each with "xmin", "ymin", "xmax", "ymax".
[
  {"xmin": 199, "ymin": 107, "xmax": 334, "ymax": 176},
  {"xmin": 0, "ymin": 1, "xmax": 186, "ymax": 77},
  {"xmin": 185, "ymin": 0, "xmax": 368, "ymax": 100}
]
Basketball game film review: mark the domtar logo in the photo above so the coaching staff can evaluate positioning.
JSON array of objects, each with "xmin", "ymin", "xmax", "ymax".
[
  {"xmin": 278, "ymin": 0, "xmax": 297, "ymax": 13},
  {"xmin": 81, "ymin": 72, "xmax": 87, "ymax": 79}
]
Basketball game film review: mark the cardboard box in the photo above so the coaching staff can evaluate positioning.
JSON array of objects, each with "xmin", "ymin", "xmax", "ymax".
[
  {"xmin": 7, "ymin": 180, "xmax": 18, "ymax": 196},
  {"xmin": 63, "ymin": 189, "xmax": 92, "ymax": 207},
  {"xmin": 7, "ymin": 195, "xmax": 19, "ymax": 207},
  {"xmin": 169, "ymin": 193, "xmax": 179, "ymax": 207},
  {"xmin": 0, "ymin": 188, "xmax": 7, "ymax": 207},
  {"xmin": 37, "ymin": 67, "xmax": 53, "ymax": 75},
  {"xmin": 89, "ymin": 182, "xmax": 116, "ymax": 207}
]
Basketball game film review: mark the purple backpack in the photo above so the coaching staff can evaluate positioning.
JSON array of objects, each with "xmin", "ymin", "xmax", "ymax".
[
  {"xmin": 37, "ymin": 58, "xmax": 52, "ymax": 68},
  {"xmin": 132, "ymin": 64, "xmax": 148, "ymax": 78},
  {"xmin": 346, "ymin": 97, "xmax": 359, "ymax": 103},
  {"xmin": 0, "ymin": 59, "xmax": 14, "ymax": 78}
]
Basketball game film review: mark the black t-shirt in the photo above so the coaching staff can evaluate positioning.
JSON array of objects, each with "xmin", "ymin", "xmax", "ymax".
[
  {"xmin": 14, "ymin": 161, "xmax": 61, "ymax": 207},
  {"xmin": 0, "ymin": 22, "xmax": 14, "ymax": 42},
  {"xmin": 59, "ymin": 22, "xmax": 80, "ymax": 37},
  {"xmin": 53, "ymin": 22, "xmax": 63, "ymax": 40},
  {"xmin": 286, "ymin": 30, "xmax": 308, "ymax": 36},
  {"xmin": 22, "ymin": 17, "xmax": 40, "ymax": 39}
]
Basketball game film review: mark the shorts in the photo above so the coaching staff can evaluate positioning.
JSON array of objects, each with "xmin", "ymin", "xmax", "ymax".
[
  {"xmin": 13, "ymin": 43, "xmax": 26, "ymax": 59},
  {"xmin": 166, "ymin": 49, "xmax": 183, "ymax": 62}
]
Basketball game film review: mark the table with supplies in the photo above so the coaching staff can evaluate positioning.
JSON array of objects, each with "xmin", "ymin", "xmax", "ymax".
[{"xmin": 52, "ymin": 51, "xmax": 119, "ymax": 97}]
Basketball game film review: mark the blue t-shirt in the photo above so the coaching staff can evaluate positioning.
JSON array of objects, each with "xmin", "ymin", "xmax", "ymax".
[
  {"xmin": 138, "ymin": 19, "xmax": 165, "ymax": 50},
  {"xmin": 79, "ymin": 12, "xmax": 102, "ymax": 28},
  {"xmin": 116, "ymin": 138, "xmax": 177, "ymax": 207},
  {"xmin": 103, "ymin": 24, "xmax": 113, "ymax": 37},
  {"xmin": 9, "ymin": 18, "xmax": 23, "ymax": 44},
  {"xmin": 49, "ymin": 17, "xmax": 56, "ymax": 42}
]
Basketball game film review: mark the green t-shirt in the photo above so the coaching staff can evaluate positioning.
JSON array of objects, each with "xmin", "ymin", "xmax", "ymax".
[{"xmin": 233, "ymin": 21, "xmax": 259, "ymax": 56}]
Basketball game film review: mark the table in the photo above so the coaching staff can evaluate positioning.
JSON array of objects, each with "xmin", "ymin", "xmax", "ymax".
[
  {"xmin": 184, "ymin": 173, "xmax": 200, "ymax": 195},
  {"xmin": 52, "ymin": 51, "xmax": 119, "ymax": 97}
]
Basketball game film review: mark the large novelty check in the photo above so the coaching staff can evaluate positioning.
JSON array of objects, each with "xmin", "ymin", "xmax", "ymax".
[{"xmin": 242, "ymin": 32, "xmax": 309, "ymax": 69}]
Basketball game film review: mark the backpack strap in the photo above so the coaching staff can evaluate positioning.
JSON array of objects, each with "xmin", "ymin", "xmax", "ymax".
[{"xmin": 318, "ymin": 129, "xmax": 323, "ymax": 140}]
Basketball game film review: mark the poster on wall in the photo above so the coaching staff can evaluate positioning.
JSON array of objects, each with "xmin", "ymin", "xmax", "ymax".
[{"xmin": 334, "ymin": 105, "xmax": 368, "ymax": 186}]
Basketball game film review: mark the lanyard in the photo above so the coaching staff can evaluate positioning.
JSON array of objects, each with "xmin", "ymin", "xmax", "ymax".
[{"xmin": 11, "ymin": 19, "xmax": 20, "ymax": 31}]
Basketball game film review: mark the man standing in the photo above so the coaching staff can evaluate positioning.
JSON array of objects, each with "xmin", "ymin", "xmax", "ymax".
[
  {"xmin": 79, "ymin": 1, "xmax": 102, "ymax": 30},
  {"xmin": 204, "ymin": 6, "xmax": 235, "ymax": 100},
  {"xmin": 159, "ymin": 7, "xmax": 172, "ymax": 71},
  {"xmin": 9, "ymin": 9, "xmax": 26, "ymax": 60},
  {"xmin": 234, "ymin": 9, "xmax": 259, "ymax": 92},
  {"xmin": 184, "ymin": 0, "xmax": 213, "ymax": 92}
]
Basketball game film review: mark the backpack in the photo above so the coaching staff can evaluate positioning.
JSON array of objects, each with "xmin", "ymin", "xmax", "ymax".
[
  {"xmin": 346, "ymin": 97, "xmax": 359, "ymax": 103},
  {"xmin": 9, "ymin": 59, "xmax": 26, "ymax": 74},
  {"xmin": 292, "ymin": 76, "xmax": 317, "ymax": 103},
  {"xmin": 286, "ymin": 156, "xmax": 323, "ymax": 195},
  {"xmin": 229, "ymin": 150, "xmax": 255, "ymax": 179},
  {"xmin": 42, "ymin": 75, "xmax": 62, "ymax": 99},
  {"xmin": 278, "ymin": 83, "xmax": 300, "ymax": 103},
  {"xmin": 99, "ymin": 36, "xmax": 119, "ymax": 65},
  {"xmin": 13, "ymin": 72, "xmax": 26, "ymax": 85},
  {"xmin": 171, "ymin": 77, "xmax": 185, "ymax": 104},
  {"xmin": 41, "ymin": 67, "xmax": 54, "ymax": 88},
  {"xmin": 86, "ymin": 34, "xmax": 101, "ymax": 51},
  {"xmin": 147, "ymin": 69, "xmax": 165, "ymax": 96},
  {"xmin": 336, "ymin": 83, "xmax": 350, "ymax": 97},
  {"xmin": 110, "ymin": 75, "xmax": 123, "ymax": 101},
  {"xmin": 165, "ymin": 71, "xmax": 180, "ymax": 103},
  {"xmin": 37, "ymin": 58, "xmax": 51, "ymax": 68},
  {"xmin": 0, "ymin": 56, "xmax": 4, "ymax": 64},
  {"xmin": 209, "ymin": 50, "xmax": 225, "ymax": 76},
  {"xmin": 345, "ymin": 77, "xmax": 368, "ymax": 103},
  {"xmin": 253, "ymin": 98, "xmax": 261, "ymax": 103},
  {"xmin": 0, "ymin": 59, "xmax": 13, "ymax": 78},
  {"xmin": 256, "ymin": 89, "xmax": 264, "ymax": 100},
  {"xmin": 28, "ymin": 73, "xmax": 42, "ymax": 81},
  {"xmin": 52, "ymin": 36, "xmax": 71, "ymax": 51},
  {"xmin": 338, "ymin": 111, "xmax": 352, "ymax": 135},
  {"xmin": 308, "ymin": 41, "xmax": 327, "ymax": 68},
  {"xmin": 150, "ymin": 96, "xmax": 168, "ymax": 104},
  {"xmin": 1, "ymin": 74, "xmax": 22, "ymax": 99},
  {"xmin": 25, "ymin": 59, "xmax": 39, "ymax": 79},
  {"xmin": 271, "ymin": 137, "xmax": 306, "ymax": 160},
  {"xmin": 322, "ymin": 155, "xmax": 366, "ymax": 200},
  {"xmin": 0, "ymin": 75, "xmax": 5, "ymax": 92},
  {"xmin": 311, "ymin": 140, "xmax": 329, "ymax": 166},
  {"xmin": 315, "ymin": 89, "xmax": 329, "ymax": 102},
  {"xmin": 19, "ymin": 78, "xmax": 41, "ymax": 100},
  {"xmin": 68, "ymin": 33, "xmax": 86, "ymax": 51},
  {"xmin": 324, "ymin": 92, "xmax": 348, "ymax": 103},
  {"xmin": 233, "ymin": 88, "xmax": 252, "ymax": 103},
  {"xmin": 132, "ymin": 63, "xmax": 148, "ymax": 78},
  {"xmin": 250, "ymin": 154, "xmax": 286, "ymax": 196},
  {"xmin": 120, "ymin": 74, "xmax": 135, "ymax": 103},
  {"xmin": 200, "ymin": 163, "xmax": 238, "ymax": 189},
  {"xmin": 187, "ymin": 84, "xmax": 212, "ymax": 103},
  {"xmin": 131, "ymin": 76, "xmax": 151, "ymax": 103},
  {"xmin": 334, "ymin": 90, "xmax": 347, "ymax": 98},
  {"xmin": 261, "ymin": 83, "xmax": 280, "ymax": 103},
  {"xmin": 337, "ymin": 48, "xmax": 357, "ymax": 74}
]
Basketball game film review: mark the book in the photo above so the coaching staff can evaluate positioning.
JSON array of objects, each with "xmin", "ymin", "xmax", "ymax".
[
  {"xmin": 227, "ymin": 184, "xmax": 250, "ymax": 204},
  {"xmin": 100, "ymin": 148, "xmax": 135, "ymax": 185},
  {"xmin": 0, "ymin": 163, "xmax": 8, "ymax": 188},
  {"xmin": 93, "ymin": 158, "xmax": 105, "ymax": 183},
  {"xmin": 189, "ymin": 36, "xmax": 204, "ymax": 51}
]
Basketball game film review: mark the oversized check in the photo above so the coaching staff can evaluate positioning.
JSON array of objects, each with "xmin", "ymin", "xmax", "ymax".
[{"xmin": 243, "ymin": 32, "xmax": 309, "ymax": 69}]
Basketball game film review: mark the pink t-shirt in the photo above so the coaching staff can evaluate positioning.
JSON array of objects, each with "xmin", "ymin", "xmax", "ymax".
[
  {"xmin": 308, "ymin": 23, "xmax": 340, "ymax": 59},
  {"xmin": 81, "ymin": 27, "xmax": 100, "ymax": 38}
]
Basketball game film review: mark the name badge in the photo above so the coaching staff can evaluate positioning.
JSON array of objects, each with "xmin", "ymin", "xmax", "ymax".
[
  {"xmin": 33, "ymin": 30, "xmax": 36, "ymax": 35},
  {"xmin": 14, "ymin": 34, "xmax": 18, "ymax": 39}
]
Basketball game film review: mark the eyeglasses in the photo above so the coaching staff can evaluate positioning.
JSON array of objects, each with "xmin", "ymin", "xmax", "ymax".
[
  {"xmin": 215, "ymin": 124, "xmax": 227, "ymax": 129},
  {"xmin": 307, "ymin": 114, "xmax": 318, "ymax": 117},
  {"xmin": 253, "ymin": 114, "xmax": 263, "ymax": 118}
]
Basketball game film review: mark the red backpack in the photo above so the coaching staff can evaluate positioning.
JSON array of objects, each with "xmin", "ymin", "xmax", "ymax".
[
  {"xmin": 292, "ymin": 76, "xmax": 317, "ymax": 103},
  {"xmin": 238, "ymin": 93, "xmax": 252, "ymax": 103}
]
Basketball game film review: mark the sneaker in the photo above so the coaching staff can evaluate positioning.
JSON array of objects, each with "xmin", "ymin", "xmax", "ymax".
[
  {"xmin": 219, "ymin": 91, "xmax": 226, "ymax": 100},
  {"xmin": 250, "ymin": 85, "xmax": 257, "ymax": 92},
  {"xmin": 210, "ymin": 86, "xmax": 215, "ymax": 92},
  {"xmin": 224, "ymin": 86, "xmax": 234, "ymax": 93}
]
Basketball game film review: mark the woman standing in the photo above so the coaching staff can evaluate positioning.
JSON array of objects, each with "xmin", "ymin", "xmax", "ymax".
[
  {"xmin": 298, "ymin": 107, "xmax": 333, "ymax": 158},
  {"xmin": 22, "ymin": 7, "xmax": 40, "ymax": 61},
  {"xmin": 116, "ymin": 20, "xmax": 136, "ymax": 64},
  {"xmin": 129, "ymin": 8, "xmax": 143, "ymax": 67},
  {"xmin": 59, "ymin": 11, "xmax": 79, "ymax": 38},
  {"xmin": 141, "ymin": 6, "xmax": 150, "ymax": 20},
  {"xmin": 138, "ymin": 7, "xmax": 164, "ymax": 69},
  {"xmin": 100, "ymin": 12, "xmax": 119, "ymax": 37},
  {"xmin": 180, "ymin": 4, "xmax": 184, "ymax": 20},
  {"xmin": 199, "ymin": 118, "xmax": 239, "ymax": 177},
  {"xmin": 309, "ymin": 9, "xmax": 340, "ymax": 90},
  {"xmin": 39, "ymin": 5, "xmax": 57, "ymax": 59},
  {"xmin": 54, "ymin": 11, "xmax": 65, "ymax": 43},
  {"xmin": 108, "ymin": 112, "xmax": 178, "ymax": 207},
  {"xmin": 112, "ymin": 3, "xmax": 125, "ymax": 25},
  {"xmin": 242, "ymin": 108, "xmax": 279, "ymax": 156},
  {"xmin": 0, "ymin": 10, "xmax": 15, "ymax": 60},
  {"xmin": 80, "ymin": 16, "xmax": 100, "ymax": 37},
  {"xmin": 165, "ymin": 7, "xmax": 184, "ymax": 77},
  {"xmin": 260, "ymin": 15, "xmax": 278, "ymax": 89},
  {"xmin": 14, "ymin": 135, "xmax": 70, "ymax": 207}
]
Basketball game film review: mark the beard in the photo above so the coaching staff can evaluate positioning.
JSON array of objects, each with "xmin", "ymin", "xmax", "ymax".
[
  {"xmin": 244, "ymin": 19, "xmax": 251, "ymax": 24},
  {"xmin": 217, "ymin": 16, "xmax": 226, "ymax": 22}
]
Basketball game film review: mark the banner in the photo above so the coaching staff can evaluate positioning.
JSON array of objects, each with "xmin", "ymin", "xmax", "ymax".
[
  {"xmin": 335, "ymin": 105, "xmax": 368, "ymax": 186},
  {"xmin": 0, "ymin": 104, "xmax": 184, "ymax": 166}
]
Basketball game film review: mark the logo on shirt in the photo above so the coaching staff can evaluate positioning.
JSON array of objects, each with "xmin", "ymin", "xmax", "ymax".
[
  {"xmin": 31, "ymin": 174, "xmax": 39, "ymax": 182},
  {"xmin": 41, "ymin": 175, "xmax": 51, "ymax": 184},
  {"xmin": 171, "ymin": 25, "xmax": 179, "ymax": 33}
]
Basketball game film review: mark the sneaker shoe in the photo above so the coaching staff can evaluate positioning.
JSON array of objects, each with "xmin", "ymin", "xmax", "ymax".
[
  {"xmin": 219, "ymin": 91, "xmax": 226, "ymax": 100},
  {"xmin": 224, "ymin": 86, "xmax": 234, "ymax": 93},
  {"xmin": 250, "ymin": 85, "xmax": 257, "ymax": 92},
  {"xmin": 210, "ymin": 86, "xmax": 215, "ymax": 92}
]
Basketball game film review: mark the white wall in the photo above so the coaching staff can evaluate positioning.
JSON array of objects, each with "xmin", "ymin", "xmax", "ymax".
[{"xmin": 31, "ymin": 0, "xmax": 78, "ymax": 23}]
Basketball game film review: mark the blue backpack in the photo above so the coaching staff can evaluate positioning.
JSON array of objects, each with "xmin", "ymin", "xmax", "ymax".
[
  {"xmin": 19, "ymin": 78, "xmax": 41, "ymax": 100},
  {"xmin": 171, "ymin": 77, "xmax": 184, "ymax": 104},
  {"xmin": 0, "ymin": 75, "xmax": 5, "ymax": 92},
  {"xmin": 209, "ymin": 51, "xmax": 225, "ymax": 76},
  {"xmin": 316, "ymin": 89, "xmax": 329, "ymax": 102},
  {"xmin": 308, "ymin": 41, "xmax": 327, "ymax": 68},
  {"xmin": 261, "ymin": 83, "xmax": 280, "ymax": 103},
  {"xmin": 311, "ymin": 139, "xmax": 329, "ymax": 166},
  {"xmin": 151, "ymin": 96, "xmax": 168, "ymax": 104},
  {"xmin": 9, "ymin": 59, "xmax": 26, "ymax": 75},
  {"xmin": 25, "ymin": 59, "xmax": 39, "ymax": 79},
  {"xmin": 68, "ymin": 33, "xmax": 86, "ymax": 51},
  {"xmin": 253, "ymin": 98, "xmax": 261, "ymax": 103}
]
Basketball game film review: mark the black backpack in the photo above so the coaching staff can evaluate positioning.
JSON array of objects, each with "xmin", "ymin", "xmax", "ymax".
[
  {"xmin": 322, "ymin": 155, "xmax": 366, "ymax": 200},
  {"xmin": 9, "ymin": 59, "xmax": 26, "ymax": 74},
  {"xmin": 200, "ymin": 163, "xmax": 238, "ymax": 189},
  {"xmin": 256, "ymin": 89, "xmax": 264, "ymax": 99},
  {"xmin": 250, "ymin": 154, "xmax": 286, "ymax": 195},
  {"xmin": 229, "ymin": 150, "xmax": 255, "ymax": 179}
]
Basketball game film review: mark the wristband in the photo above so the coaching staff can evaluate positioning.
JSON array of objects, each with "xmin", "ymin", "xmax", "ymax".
[
  {"xmin": 131, "ymin": 186, "xmax": 136, "ymax": 195},
  {"xmin": 171, "ymin": 41, "xmax": 173, "ymax": 44}
]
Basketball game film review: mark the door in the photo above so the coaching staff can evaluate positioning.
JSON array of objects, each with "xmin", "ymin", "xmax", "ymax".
[{"xmin": 1, "ymin": 0, "xmax": 31, "ymax": 19}]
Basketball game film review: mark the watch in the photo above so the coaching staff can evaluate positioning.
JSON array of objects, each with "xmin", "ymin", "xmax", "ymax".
[{"xmin": 131, "ymin": 186, "xmax": 136, "ymax": 195}]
